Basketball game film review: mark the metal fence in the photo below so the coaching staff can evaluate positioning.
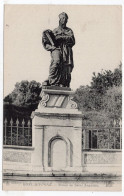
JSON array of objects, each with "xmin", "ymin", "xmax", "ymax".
[
  {"xmin": 3, "ymin": 118, "xmax": 32, "ymax": 146},
  {"xmin": 3, "ymin": 117, "xmax": 122, "ymax": 150},
  {"xmin": 82, "ymin": 119, "xmax": 122, "ymax": 150}
]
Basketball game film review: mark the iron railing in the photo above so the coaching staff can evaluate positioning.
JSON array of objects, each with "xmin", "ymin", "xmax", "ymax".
[
  {"xmin": 3, "ymin": 117, "xmax": 122, "ymax": 150},
  {"xmin": 3, "ymin": 118, "xmax": 32, "ymax": 146},
  {"xmin": 82, "ymin": 119, "xmax": 122, "ymax": 150}
]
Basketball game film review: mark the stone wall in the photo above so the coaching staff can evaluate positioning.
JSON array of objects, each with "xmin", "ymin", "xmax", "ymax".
[
  {"xmin": 82, "ymin": 150, "xmax": 122, "ymax": 174},
  {"xmin": 3, "ymin": 146, "xmax": 122, "ymax": 175}
]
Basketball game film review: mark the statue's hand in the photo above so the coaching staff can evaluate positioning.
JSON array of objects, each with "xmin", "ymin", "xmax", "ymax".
[
  {"xmin": 51, "ymin": 46, "xmax": 56, "ymax": 51},
  {"xmin": 63, "ymin": 36, "xmax": 75, "ymax": 47},
  {"xmin": 45, "ymin": 44, "xmax": 56, "ymax": 51},
  {"xmin": 55, "ymin": 35, "xmax": 63, "ymax": 41}
]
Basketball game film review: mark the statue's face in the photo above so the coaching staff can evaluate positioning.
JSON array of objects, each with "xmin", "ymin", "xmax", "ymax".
[{"xmin": 59, "ymin": 16, "xmax": 67, "ymax": 25}]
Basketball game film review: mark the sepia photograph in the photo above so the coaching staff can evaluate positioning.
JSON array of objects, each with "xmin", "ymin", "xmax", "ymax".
[{"xmin": 2, "ymin": 3, "xmax": 122, "ymax": 191}]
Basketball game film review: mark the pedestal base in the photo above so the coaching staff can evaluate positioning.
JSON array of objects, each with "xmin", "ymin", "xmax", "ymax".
[{"xmin": 31, "ymin": 87, "xmax": 83, "ymax": 173}]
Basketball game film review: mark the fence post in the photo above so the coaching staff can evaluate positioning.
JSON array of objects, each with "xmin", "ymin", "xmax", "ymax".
[
  {"xmin": 113, "ymin": 119, "xmax": 116, "ymax": 149},
  {"xmin": 4, "ymin": 118, "xmax": 7, "ymax": 145},
  {"xmin": 22, "ymin": 119, "xmax": 25, "ymax": 137},
  {"xmin": 16, "ymin": 118, "xmax": 19, "ymax": 145},
  {"xmin": 120, "ymin": 119, "xmax": 122, "ymax": 149},
  {"xmin": 108, "ymin": 127, "xmax": 110, "ymax": 149},
  {"xmin": 10, "ymin": 118, "xmax": 13, "ymax": 145},
  {"xmin": 28, "ymin": 120, "xmax": 31, "ymax": 146}
]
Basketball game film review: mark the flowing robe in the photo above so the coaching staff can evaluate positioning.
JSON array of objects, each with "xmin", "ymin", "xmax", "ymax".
[{"xmin": 42, "ymin": 26, "xmax": 75, "ymax": 87}]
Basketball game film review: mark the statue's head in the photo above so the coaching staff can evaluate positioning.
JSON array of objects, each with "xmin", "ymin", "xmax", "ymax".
[{"xmin": 59, "ymin": 12, "xmax": 68, "ymax": 26}]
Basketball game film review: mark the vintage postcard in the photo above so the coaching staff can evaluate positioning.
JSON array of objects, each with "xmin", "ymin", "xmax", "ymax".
[{"xmin": 2, "ymin": 3, "xmax": 122, "ymax": 191}]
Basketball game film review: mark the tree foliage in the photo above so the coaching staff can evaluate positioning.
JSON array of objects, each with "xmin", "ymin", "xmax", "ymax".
[
  {"xmin": 4, "ymin": 80, "xmax": 42, "ymax": 106},
  {"xmin": 103, "ymin": 86, "xmax": 122, "ymax": 119},
  {"xmin": 91, "ymin": 63, "xmax": 122, "ymax": 94},
  {"xmin": 74, "ymin": 64, "xmax": 122, "ymax": 121}
]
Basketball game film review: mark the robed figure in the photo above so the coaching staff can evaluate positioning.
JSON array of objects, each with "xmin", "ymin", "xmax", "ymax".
[{"xmin": 42, "ymin": 12, "xmax": 75, "ymax": 87}]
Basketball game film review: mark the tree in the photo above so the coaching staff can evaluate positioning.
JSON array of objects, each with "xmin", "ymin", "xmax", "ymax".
[
  {"xmin": 4, "ymin": 80, "xmax": 42, "ymax": 106},
  {"xmin": 74, "ymin": 85, "xmax": 104, "ymax": 112},
  {"xmin": 103, "ymin": 86, "xmax": 122, "ymax": 119},
  {"xmin": 91, "ymin": 63, "xmax": 122, "ymax": 94},
  {"xmin": 113, "ymin": 63, "xmax": 122, "ymax": 87},
  {"xmin": 74, "ymin": 63, "xmax": 122, "ymax": 121}
]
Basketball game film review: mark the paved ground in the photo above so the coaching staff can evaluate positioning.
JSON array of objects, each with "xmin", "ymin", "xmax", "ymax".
[{"xmin": 2, "ymin": 173, "xmax": 122, "ymax": 191}]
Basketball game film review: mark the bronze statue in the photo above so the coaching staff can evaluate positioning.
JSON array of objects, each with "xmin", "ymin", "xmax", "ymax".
[{"xmin": 42, "ymin": 12, "xmax": 75, "ymax": 87}]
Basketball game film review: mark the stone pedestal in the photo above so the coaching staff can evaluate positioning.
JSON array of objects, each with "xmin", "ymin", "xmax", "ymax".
[{"xmin": 31, "ymin": 86, "xmax": 82, "ymax": 173}]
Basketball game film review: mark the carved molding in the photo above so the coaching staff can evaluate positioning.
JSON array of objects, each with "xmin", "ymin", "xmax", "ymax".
[
  {"xmin": 66, "ymin": 96, "xmax": 77, "ymax": 109},
  {"xmin": 39, "ymin": 92, "xmax": 50, "ymax": 107},
  {"xmin": 32, "ymin": 112, "xmax": 82, "ymax": 119}
]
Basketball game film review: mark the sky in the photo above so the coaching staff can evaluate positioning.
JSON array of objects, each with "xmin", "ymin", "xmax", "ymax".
[{"xmin": 4, "ymin": 5, "xmax": 122, "ymax": 96}]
